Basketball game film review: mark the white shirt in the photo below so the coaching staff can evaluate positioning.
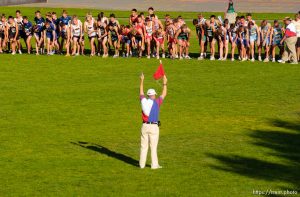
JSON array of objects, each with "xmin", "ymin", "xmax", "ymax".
[
  {"xmin": 286, "ymin": 23, "xmax": 296, "ymax": 33},
  {"xmin": 292, "ymin": 20, "xmax": 300, "ymax": 37},
  {"xmin": 198, "ymin": 18, "xmax": 206, "ymax": 25},
  {"xmin": 0, "ymin": 21, "xmax": 6, "ymax": 31},
  {"xmin": 101, "ymin": 17, "xmax": 108, "ymax": 24},
  {"xmin": 141, "ymin": 98, "xmax": 154, "ymax": 117},
  {"xmin": 71, "ymin": 20, "xmax": 82, "ymax": 36}
]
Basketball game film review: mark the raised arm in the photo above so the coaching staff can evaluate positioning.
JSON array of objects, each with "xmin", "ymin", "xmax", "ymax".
[
  {"xmin": 140, "ymin": 73, "xmax": 144, "ymax": 96},
  {"xmin": 161, "ymin": 75, "xmax": 167, "ymax": 99}
]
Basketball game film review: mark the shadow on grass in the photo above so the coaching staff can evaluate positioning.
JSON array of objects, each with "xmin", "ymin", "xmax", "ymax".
[
  {"xmin": 206, "ymin": 118, "xmax": 300, "ymax": 189},
  {"xmin": 71, "ymin": 141, "xmax": 141, "ymax": 167}
]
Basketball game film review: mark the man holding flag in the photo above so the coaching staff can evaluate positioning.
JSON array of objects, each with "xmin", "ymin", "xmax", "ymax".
[{"xmin": 139, "ymin": 61, "xmax": 167, "ymax": 169}]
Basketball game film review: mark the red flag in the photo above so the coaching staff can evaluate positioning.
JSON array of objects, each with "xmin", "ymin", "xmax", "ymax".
[{"xmin": 153, "ymin": 62, "xmax": 165, "ymax": 80}]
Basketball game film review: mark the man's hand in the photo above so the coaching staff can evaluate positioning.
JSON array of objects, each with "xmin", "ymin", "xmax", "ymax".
[
  {"xmin": 140, "ymin": 73, "xmax": 144, "ymax": 96},
  {"xmin": 161, "ymin": 75, "xmax": 167, "ymax": 99},
  {"xmin": 163, "ymin": 75, "xmax": 167, "ymax": 84}
]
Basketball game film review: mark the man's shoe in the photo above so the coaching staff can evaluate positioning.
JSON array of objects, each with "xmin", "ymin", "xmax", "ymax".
[{"xmin": 151, "ymin": 165, "xmax": 162, "ymax": 169}]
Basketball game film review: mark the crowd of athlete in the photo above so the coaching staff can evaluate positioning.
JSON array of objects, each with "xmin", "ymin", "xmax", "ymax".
[
  {"xmin": 194, "ymin": 13, "xmax": 300, "ymax": 63},
  {"xmin": 0, "ymin": 8, "xmax": 299, "ymax": 63}
]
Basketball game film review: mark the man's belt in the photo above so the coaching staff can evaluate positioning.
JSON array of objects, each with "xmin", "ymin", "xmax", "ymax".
[{"xmin": 143, "ymin": 121, "xmax": 158, "ymax": 125}]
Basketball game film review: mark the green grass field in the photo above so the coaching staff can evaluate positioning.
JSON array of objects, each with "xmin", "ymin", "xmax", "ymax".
[{"xmin": 0, "ymin": 7, "xmax": 300, "ymax": 197}]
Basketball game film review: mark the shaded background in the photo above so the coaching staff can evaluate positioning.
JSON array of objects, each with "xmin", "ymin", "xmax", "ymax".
[
  {"xmin": 2, "ymin": 0, "xmax": 47, "ymax": 6},
  {"xmin": 7, "ymin": 0, "xmax": 300, "ymax": 13}
]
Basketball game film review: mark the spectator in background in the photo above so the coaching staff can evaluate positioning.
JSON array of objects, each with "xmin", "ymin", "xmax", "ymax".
[
  {"xmin": 292, "ymin": 14, "xmax": 300, "ymax": 61},
  {"xmin": 278, "ymin": 17, "xmax": 298, "ymax": 64}
]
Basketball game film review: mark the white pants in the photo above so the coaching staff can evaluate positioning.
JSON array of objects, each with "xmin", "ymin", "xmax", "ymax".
[{"xmin": 139, "ymin": 123, "xmax": 160, "ymax": 168}]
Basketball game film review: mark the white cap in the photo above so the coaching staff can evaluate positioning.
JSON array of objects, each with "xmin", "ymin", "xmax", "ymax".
[{"xmin": 147, "ymin": 89, "xmax": 157, "ymax": 96}]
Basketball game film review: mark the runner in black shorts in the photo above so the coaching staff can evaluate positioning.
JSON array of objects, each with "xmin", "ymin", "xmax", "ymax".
[
  {"xmin": 0, "ymin": 14, "xmax": 7, "ymax": 53},
  {"xmin": 7, "ymin": 16, "xmax": 19, "ymax": 55},
  {"xmin": 15, "ymin": 10, "xmax": 23, "ymax": 54},
  {"xmin": 59, "ymin": 22, "xmax": 70, "ymax": 56},
  {"xmin": 205, "ymin": 19, "xmax": 216, "ymax": 60},
  {"xmin": 108, "ymin": 23, "xmax": 119, "ymax": 57},
  {"xmin": 96, "ymin": 20, "xmax": 108, "ymax": 57},
  {"xmin": 22, "ymin": 16, "xmax": 33, "ymax": 54}
]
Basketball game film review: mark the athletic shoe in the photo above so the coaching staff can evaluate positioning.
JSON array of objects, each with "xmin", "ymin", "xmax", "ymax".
[
  {"xmin": 251, "ymin": 58, "xmax": 255, "ymax": 62},
  {"xmin": 238, "ymin": 56, "xmax": 241, "ymax": 61},
  {"xmin": 151, "ymin": 165, "xmax": 162, "ymax": 170},
  {"xmin": 75, "ymin": 53, "xmax": 79, "ymax": 56},
  {"xmin": 242, "ymin": 58, "xmax": 247, "ymax": 61},
  {"xmin": 291, "ymin": 62, "xmax": 298, "ymax": 65},
  {"xmin": 12, "ymin": 52, "xmax": 16, "ymax": 55},
  {"xmin": 231, "ymin": 58, "xmax": 235, "ymax": 61},
  {"xmin": 277, "ymin": 59, "xmax": 285, "ymax": 63},
  {"xmin": 263, "ymin": 58, "xmax": 269, "ymax": 62},
  {"xmin": 198, "ymin": 56, "xmax": 203, "ymax": 60},
  {"xmin": 157, "ymin": 55, "xmax": 160, "ymax": 59},
  {"xmin": 175, "ymin": 55, "xmax": 179, "ymax": 59},
  {"xmin": 185, "ymin": 55, "xmax": 191, "ymax": 59},
  {"xmin": 113, "ymin": 54, "xmax": 119, "ymax": 58},
  {"xmin": 147, "ymin": 55, "xmax": 150, "ymax": 59},
  {"xmin": 218, "ymin": 57, "xmax": 222, "ymax": 60},
  {"xmin": 179, "ymin": 56, "xmax": 183, "ymax": 60},
  {"xmin": 162, "ymin": 54, "xmax": 165, "ymax": 58},
  {"xmin": 258, "ymin": 56, "xmax": 262, "ymax": 61},
  {"xmin": 221, "ymin": 58, "xmax": 226, "ymax": 61},
  {"xmin": 272, "ymin": 58, "xmax": 276, "ymax": 63},
  {"xmin": 204, "ymin": 53, "xmax": 207, "ymax": 58},
  {"xmin": 210, "ymin": 56, "xmax": 215, "ymax": 60},
  {"xmin": 18, "ymin": 50, "xmax": 22, "ymax": 54}
]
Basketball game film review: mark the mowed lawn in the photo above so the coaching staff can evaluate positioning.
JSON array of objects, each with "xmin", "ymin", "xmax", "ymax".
[
  {"xmin": 1, "ymin": 54, "xmax": 300, "ymax": 196},
  {"xmin": 0, "ymin": 7, "xmax": 300, "ymax": 197}
]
